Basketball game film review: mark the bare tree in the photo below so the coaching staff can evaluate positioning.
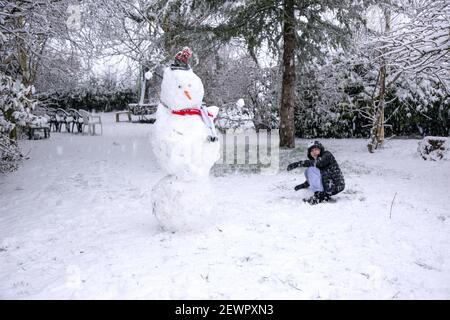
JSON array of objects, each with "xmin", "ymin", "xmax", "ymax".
[
  {"xmin": 367, "ymin": 0, "xmax": 450, "ymax": 151},
  {"xmin": 0, "ymin": 0, "xmax": 87, "ymax": 87}
]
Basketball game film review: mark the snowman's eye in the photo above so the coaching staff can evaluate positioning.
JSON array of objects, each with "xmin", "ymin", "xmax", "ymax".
[
  {"xmin": 178, "ymin": 85, "xmax": 182, "ymax": 89},
  {"xmin": 188, "ymin": 84, "xmax": 192, "ymax": 88}
]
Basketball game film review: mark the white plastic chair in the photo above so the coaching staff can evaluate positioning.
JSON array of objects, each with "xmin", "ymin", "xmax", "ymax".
[{"xmin": 78, "ymin": 109, "xmax": 103, "ymax": 135}]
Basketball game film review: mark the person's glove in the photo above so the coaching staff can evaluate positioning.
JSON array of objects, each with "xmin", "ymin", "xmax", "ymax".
[
  {"xmin": 288, "ymin": 160, "xmax": 313, "ymax": 171},
  {"xmin": 298, "ymin": 160, "xmax": 312, "ymax": 167},
  {"xmin": 287, "ymin": 162, "xmax": 300, "ymax": 171}
]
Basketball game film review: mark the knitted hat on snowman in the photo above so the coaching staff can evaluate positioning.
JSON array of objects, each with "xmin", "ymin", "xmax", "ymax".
[{"xmin": 171, "ymin": 47, "xmax": 192, "ymax": 71}]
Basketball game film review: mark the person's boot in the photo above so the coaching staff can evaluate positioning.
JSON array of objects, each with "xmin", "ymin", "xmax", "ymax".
[
  {"xmin": 303, "ymin": 192, "xmax": 318, "ymax": 204},
  {"xmin": 309, "ymin": 192, "xmax": 322, "ymax": 205},
  {"xmin": 294, "ymin": 181, "xmax": 309, "ymax": 191},
  {"xmin": 304, "ymin": 192, "xmax": 330, "ymax": 205}
]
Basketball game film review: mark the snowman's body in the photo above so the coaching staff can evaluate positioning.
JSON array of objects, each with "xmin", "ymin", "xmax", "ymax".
[
  {"xmin": 152, "ymin": 104, "xmax": 220, "ymax": 180},
  {"xmin": 151, "ymin": 66, "xmax": 220, "ymax": 231}
]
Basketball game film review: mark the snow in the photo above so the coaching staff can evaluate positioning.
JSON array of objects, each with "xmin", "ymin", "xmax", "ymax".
[{"xmin": 0, "ymin": 113, "xmax": 449, "ymax": 299}]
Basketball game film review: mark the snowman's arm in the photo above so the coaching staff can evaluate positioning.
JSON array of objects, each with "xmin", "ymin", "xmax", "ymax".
[{"xmin": 206, "ymin": 106, "xmax": 219, "ymax": 119}]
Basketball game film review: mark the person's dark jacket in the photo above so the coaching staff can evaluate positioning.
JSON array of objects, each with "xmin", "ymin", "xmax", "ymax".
[{"xmin": 288, "ymin": 141, "xmax": 345, "ymax": 196}]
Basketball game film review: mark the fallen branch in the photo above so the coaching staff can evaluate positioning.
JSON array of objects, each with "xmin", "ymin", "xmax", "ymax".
[{"xmin": 390, "ymin": 192, "xmax": 398, "ymax": 219}]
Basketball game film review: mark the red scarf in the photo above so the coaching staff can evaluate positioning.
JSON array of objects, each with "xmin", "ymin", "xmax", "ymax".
[{"xmin": 171, "ymin": 108, "xmax": 213, "ymax": 117}]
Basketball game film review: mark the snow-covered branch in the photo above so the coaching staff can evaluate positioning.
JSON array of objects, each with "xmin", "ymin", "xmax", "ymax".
[{"xmin": 374, "ymin": 0, "xmax": 450, "ymax": 90}]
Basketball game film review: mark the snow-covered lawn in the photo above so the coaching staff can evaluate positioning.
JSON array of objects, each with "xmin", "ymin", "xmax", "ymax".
[{"xmin": 1, "ymin": 113, "xmax": 449, "ymax": 299}]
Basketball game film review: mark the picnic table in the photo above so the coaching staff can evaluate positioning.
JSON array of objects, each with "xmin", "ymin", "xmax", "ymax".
[
  {"xmin": 27, "ymin": 125, "xmax": 50, "ymax": 140},
  {"xmin": 115, "ymin": 111, "xmax": 132, "ymax": 122}
]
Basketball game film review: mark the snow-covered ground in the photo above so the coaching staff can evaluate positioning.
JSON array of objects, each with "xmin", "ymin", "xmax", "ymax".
[{"xmin": 0, "ymin": 113, "xmax": 449, "ymax": 299}]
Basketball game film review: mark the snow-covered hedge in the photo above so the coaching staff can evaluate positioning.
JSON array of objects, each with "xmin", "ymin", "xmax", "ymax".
[
  {"xmin": 418, "ymin": 136, "xmax": 449, "ymax": 161},
  {"xmin": 36, "ymin": 85, "xmax": 138, "ymax": 113}
]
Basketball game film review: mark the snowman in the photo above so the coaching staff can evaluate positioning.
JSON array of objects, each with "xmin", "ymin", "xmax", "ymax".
[{"xmin": 151, "ymin": 47, "xmax": 221, "ymax": 232}]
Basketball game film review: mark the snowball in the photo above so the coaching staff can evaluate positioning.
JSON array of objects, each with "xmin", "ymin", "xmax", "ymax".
[
  {"xmin": 145, "ymin": 71, "xmax": 153, "ymax": 80},
  {"xmin": 236, "ymin": 98, "xmax": 245, "ymax": 108},
  {"xmin": 152, "ymin": 176, "xmax": 215, "ymax": 232}
]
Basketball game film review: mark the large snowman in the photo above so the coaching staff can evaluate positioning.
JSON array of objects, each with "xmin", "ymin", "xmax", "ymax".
[{"xmin": 151, "ymin": 47, "xmax": 221, "ymax": 232}]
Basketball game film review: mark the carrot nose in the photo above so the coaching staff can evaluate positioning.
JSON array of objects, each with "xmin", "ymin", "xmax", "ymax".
[{"xmin": 184, "ymin": 90, "xmax": 192, "ymax": 100}]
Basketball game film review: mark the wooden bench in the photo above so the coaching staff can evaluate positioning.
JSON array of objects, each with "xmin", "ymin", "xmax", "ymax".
[
  {"xmin": 128, "ymin": 103, "xmax": 157, "ymax": 123},
  {"xmin": 115, "ymin": 111, "xmax": 132, "ymax": 122}
]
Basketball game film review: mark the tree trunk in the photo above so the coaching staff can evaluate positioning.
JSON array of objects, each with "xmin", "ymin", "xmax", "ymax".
[
  {"xmin": 378, "ymin": 8, "xmax": 391, "ymax": 144},
  {"xmin": 279, "ymin": 0, "xmax": 296, "ymax": 149},
  {"xmin": 368, "ymin": 64, "xmax": 386, "ymax": 153},
  {"xmin": 377, "ymin": 63, "xmax": 386, "ymax": 143},
  {"xmin": 139, "ymin": 66, "xmax": 146, "ymax": 105},
  {"xmin": 368, "ymin": 7, "xmax": 391, "ymax": 152}
]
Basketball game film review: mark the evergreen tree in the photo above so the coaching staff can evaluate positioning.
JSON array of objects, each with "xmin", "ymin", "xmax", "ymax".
[{"xmin": 211, "ymin": 0, "xmax": 373, "ymax": 148}]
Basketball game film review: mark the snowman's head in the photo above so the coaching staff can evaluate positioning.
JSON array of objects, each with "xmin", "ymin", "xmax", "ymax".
[{"xmin": 160, "ymin": 67, "xmax": 204, "ymax": 111}]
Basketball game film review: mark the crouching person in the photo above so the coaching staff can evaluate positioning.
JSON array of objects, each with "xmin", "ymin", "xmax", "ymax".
[{"xmin": 287, "ymin": 141, "xmax": 345, "ymax": 205}]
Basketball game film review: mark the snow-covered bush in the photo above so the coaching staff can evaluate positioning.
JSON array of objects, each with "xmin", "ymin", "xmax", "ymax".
[
  {"xmin": 0, "ymin": 128, "xmax": 18, "ymax": 177},
  {"xmin": 0, "ymin": 73, "xmax": 48, "ymax": 172},
  {"xmin": 0, "ymin": 72, "xmax": 34, "ymax": 172},
  {"xmin": 216, "ymin": 99, "xmax": 255, "ymax": 131},
  {"xmin": 0, "ymin": 73, "xmax": 35, "ymax": 115},
  {"xmin": 418, "ymin": 136, "xmax": 449, "ymax": 161},
  {"xmin": 295, "ymin": 55, "xmax": 370, "ymax": 138},
  {"xmin": 295, "ymin": 47, "xmax": 450, "ymax": 139},
  {"xmin": 199, "ymin": 55, "xmax": 280, "ymax": 131},
  {"xmin": 0, "ymin": 134, "xmax": 22, "ymax": 173},
  {"xmin": 1, "ymin": 73, "xmax": 47, "ymax": 128}
]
